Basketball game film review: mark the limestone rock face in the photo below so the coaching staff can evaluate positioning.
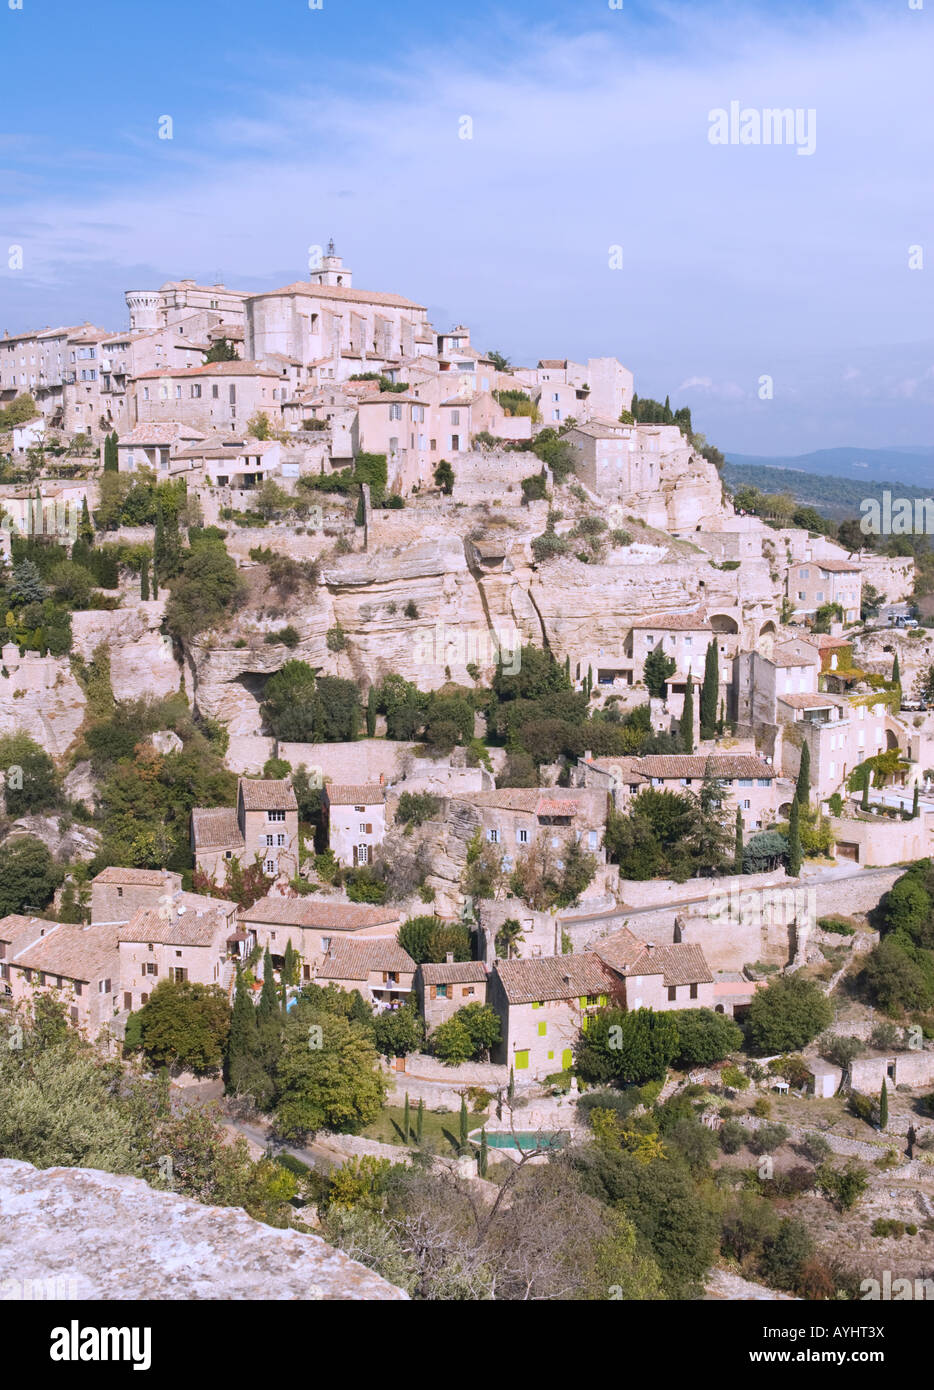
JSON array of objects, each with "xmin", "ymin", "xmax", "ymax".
[
  {"xmin": 0, "ymin": 1159, "xmax": 408, "ymax": 1300},
  {"xmin": 63, "ymin": 760, "xmax": 98, "ymax": 813},
  {"xmin": 3, "ymin": 814, "xmax": 102, "ymax": 863},
  {"xmin": 0, "ymin": 653, "xmax": 86, "ymax": 758},
  {"xmin": 149, "ymin": 729, "xmax": 183, "ymax": 755},
  {"xmin": 71, "ymin": 602, "xmax": 181, "ymax": 701}
]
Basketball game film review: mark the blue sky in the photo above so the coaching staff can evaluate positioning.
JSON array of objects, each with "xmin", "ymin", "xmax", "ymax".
[{"xmin": 1, "ymin": 0, "xmax": 932, "ymax": 454}]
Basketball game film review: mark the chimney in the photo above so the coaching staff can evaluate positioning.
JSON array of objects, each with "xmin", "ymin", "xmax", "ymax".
[
  {"xmin": 644, "ymin": 941, "xmax": 655, "ymax": 955},
  {"xmin": 584, "ymin": 750, "xmax": 593, "ymax": 762},
  {"xmin": 378, "ymin": 773, "xmax": 385, "ymax": 786},
  {"xmin": 445, "ymin": 952, "xmax": 454, "ymax": 964}
]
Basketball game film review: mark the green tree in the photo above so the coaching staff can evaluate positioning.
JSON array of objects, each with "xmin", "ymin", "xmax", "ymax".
[
  {"xmin": 258, "ymin": 948, "xmax": 279, "ymax": 1022},
  {"xmin": 397, "ymin": 915, "xmax": 471, "ymax": 965},
  {"xmin": 576, "ymin": 1007, "xmax": 679, "ymax": 1086},
  {"xmin": 746, "ymin": 974, "xmax": 833, "ymax": 1054},
  {"xmin": 879, "ymin": 1078, "xmax": 888, "ymax": 1130},
  {"xmin": 679, "ymin": 674, "xmax": 694, "ymax": 753},
  {"xmin": 643, "ymin": 646, "xmax": 676, "ymax": 699},
  {"xmin": 433, "ymin": 459, "xmax": 455, "ymax": 495},
  {"xmin": 226, "ymin": 974, "xmax": 264, "ymax": 1097},
  {"xmin": 786, "ymin": 796, "xmax": 802, "ymax": 878},
  {"xmin": 430, "ymin": 1017, "xmax": 474, "ymax": 1066},
  {"xmin": 416, "ymin": 1097, "xmax": 424, "ymax": 1144},
  {"xmin": 892, "ymin": 653, "xmax": 901, "ymax": 687},
  {"xmin": 459, "ymin": 1093, "xmax": 469, "ymax": 1153},
  {"xmin": 0, "ymin": 732, "xmax": 58, "ymax": 815},
  {"xmin": 700, "ymin": 640, "xmax": 718, "ymax": 739},
  {"xmin": 449, "ymin": 1002, "xmax": 501, "ymax": 1061},
  {"xmin": 372, "ymin": 1004, "xmax": 424, "ymax": 1058},
  {"xmin": 366, "ymin": 685, "xmax": 377, "ymax": 737},
  {"xmin": 479, "ymin": 1127, "xmax": 488, "ymax": 1176},
  {"xmin": 734, "ymin": 806, "xmax": 744, "ymax": 874},
  {"xmin": 0, "ymin": 836, "xmax": 63, "ymax": 915},
  {"xmin": 796, "ymin": 743, "xmax": 811, "ymax": 808},
  {"xmin": 135, "ymin": 980, "xmax": 231, "ymax": 1073},
  {"xmin": 103, "ymin": 431, "xmax": 119, "ymax": 472},
  {"xmin": 402, "ymin": 1092, "xmax": 411, "ymax": 1143},
  {"xmin": 204, "ymin": 337, "xmax": 238, "ymax": 362},
  {"xmin": 670, "ymin": 1008, "xmax": 743, "ymax": 1067},
  {"xmin": 140, "ymin": 555, "xmax": 150, "ymax": 600},
  {"xmin": 275, "ymin": 1009, "xmax": 386, "ymax": 1136}
]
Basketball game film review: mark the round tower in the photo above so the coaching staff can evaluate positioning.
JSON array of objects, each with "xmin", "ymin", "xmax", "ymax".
[{"xmin": 125, "ymin": 290, "xmax": 160, "ymax": 331}]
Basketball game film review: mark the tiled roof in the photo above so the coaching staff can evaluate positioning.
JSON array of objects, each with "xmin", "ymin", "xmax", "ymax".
[
  {"xmin": 238, "ymin": 778, "xmax": 298, "ymax": 812},
  {"xmin": 132, "ymin": 361, "xmax": 281, "ymax": 380},
  {"xmin": 771, "ymin": 639, "xmax": 821, "ymax": 667},
  {"xmin": 0, "ymin": 914, "xmax": 54, "ymax": 948},
  {"xmin": 493, "ymin": 953, "xmax": 614, "ymax": 1005},
  {"xmin": 324, "ymin": 784, "xmax": 387, "ymax": 806},
  {"xmin": 419, "ymin": 961, "xmax": 488, "ymax": 985},
  {"xmin": 451, "ymin": 789, "xmax": 585, "ymax": 815},
  {"xmin": 10, "ymin": 923, "xmax": 120, "ymax": 984},
  {"xmin": 316, "ymin": 940, "xmax": 416, "ymax": 981},
  {"xmin": 249, "ymin": 282, "xmax": 426, "ymax": 310},
  {"xmin": 538, "ymin": 359, "xmax": 568, "ymax": 369},
  {"xmin": 636, "ymin": 754, "xmax": 773, "ymax": 780},
  {"xmin": 626, "ymin": 942, "xmax": 713, "ymax": 987},
  {"xmin": 191, "ymin": 807, "xmax": 244, "ymax": 850},
  {"xmin": 240, "ymin": 895, "xmax": 399, "ymax": 932},
  {"xmin": 778, "ymin": 693, "xmax": 837, "ymax": 710},
  {"xmin": 92, "ymin": 867, "xmax": 179, "ymax": 886},
  {"xmin": 356, "ymin": 393, "xmax": 422, "ymax": 406},
  {"xmin": 119, "ymin": 900, "xmax": 233, "ymax": 948},
  {"xmin": 591, "ymin": 926, "xmax": 646, "ymax": 974},
  {"xmin": 813, "ymin": 558, "xmax": 861, "ymax": 573},
  {"xmin": 116, "ymin": 423, "xmax": 207, "ymax": 446},
  {"xmin": 581, "ymin": 756, "xmax": 647, "ymax": 785},
  {"xmin": 630, "ymin": 612, "xmax": 710, "ymax": 631}
]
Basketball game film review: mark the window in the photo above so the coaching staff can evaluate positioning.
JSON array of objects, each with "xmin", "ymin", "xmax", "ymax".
[
  {"xmin": 690, "ymin": 983, "xmax": 698, "ymax": 999},
  {"xmin": 742, "ymin": 799, "xmax": 751, "ymax": 810},
  {"xmin": 277, "ymin": 834, "xmax": 285, "ymax": 846},
  {"xmin": 145, "ymin": 962, "xmax": 158, "ymax": 976},
  {"xmin": 538, "ymin": 1021, "xmax": 547, "ymax": 1036},
  {"xmin": 667, "ymin": 985, "xmax": 677, "ymax": 1002},
  {"xmin": 267, "ymin": 809, "xmax": 286, "ymax": 822},
  {"xmin": 436, "ymin": 984, "xmax": 448, "ymax": 999},
  {"xmin": 190, "ymin": 384, "xmax": 201, "ymax": 398},
  {"xmin": 514, "ymin": 1049, "xmax": 529, "ymax": 1070},
  {"xmin": 117, "ymin": 886, "xmax": 123, "ymax": 898},
  {"xmin": 171, "ymin": 967, "xmax": 188, "ymax": 983},
  {"xmin": 517, "ymin": 828, "xmax": 529, "ymax": 844},
  {"xmin": 148, "ymin": 942, "xmax": 154, "ymax": 953},
  {"xmin": 487, "ymin": 829, "xmax": 499, "ymax": 843},
  {"xmin": 265, "ymin": 834, "xmax": 274, "ymax": 847},
  {"xmin": 212, "ymin": 384, "xmax": 219, "ymax": 399},
  {"xmin": 99, "ymin": 978, "xmax": 112, "ymax": 994},
  {"xmin": 451, "ymin": 434, "xmax": 460, "ymax": 450},
  {"xmin": 390, "ymin": 403, "xmax": 402, "ymax": 420},
  {"xmin": 265, "ymin": 859, "xmax": 276, "ymax": 874},
  {"xmin": 451, "ymin": 410, "xmax": 460, "ymax": 425},
  {"xmin": 757, "ymin": 778, "xmax": 771, "ymax": 787},
  {"xmin": 738, "ymin": 778, "xmax": 753, "ymax": 787}
]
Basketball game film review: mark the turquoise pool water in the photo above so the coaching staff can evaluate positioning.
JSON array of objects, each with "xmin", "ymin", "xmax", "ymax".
[{"xmin": 478, "ymin": 1131, "xmax": 568, "ymax": 1151}]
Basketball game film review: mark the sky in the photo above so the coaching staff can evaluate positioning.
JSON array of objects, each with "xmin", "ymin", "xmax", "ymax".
[{"xmin": 1, "ymin": 0, "xmax": 932, "ymax": 455}]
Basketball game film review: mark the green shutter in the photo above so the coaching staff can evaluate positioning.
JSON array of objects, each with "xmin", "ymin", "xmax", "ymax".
[
  {"xmin": 515, "ymin": 1049, "xmax": 529, "ymax": 1070},
  {"xmin": 561, "ymin": 1049, "xmax": 573, "ymax": 1070},
  {"xmin": 532, "ymin": 1000, "xmax": 540, "ymax": 1009},
  {"xmin": 538, "ymin": 1021, "xmax": 546, "ymax": 1036},
  {"xmin": 598, "ymin": 994, "xmax": 608, "ymax": 1006}
]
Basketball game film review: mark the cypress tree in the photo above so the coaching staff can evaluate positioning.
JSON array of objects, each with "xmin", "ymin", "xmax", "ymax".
[
  {"xmin": 680, "ymin": 673, "xmax": 695, "ymax": 753},
  {"xmin": 564, "ymin": 654, "xmax": 570, "ymax": 680},
  {"xmin": 366, "ymin": 685, "xmax": 377, "ymax": 737},
  {"xmin": 403, "ymin": 1092, "xmax": 410, "ymax": 1143},
  {"xmin": 880, "ymin": 1078, "xmax": 888, "ymax": 1131},
  {"xmin": 700, "ymin": 639, "xmax": 718, "ymax": 739},
  {"xmin": 258, "ymin": 947, "xmax": 278, "ymax": 1021},
  {"xmin": 226, "ymin": 973, "xmax": 259, "ymax": 1092},
  {"xmin": 103, "ymin": 431, "xmax": 118, "ymax": 472},
  {"xmin": 787, "ymin": 796, "xmax": 802, "ymax": 878},
  {"xmin": 79, "ymin": 496, "xmax": 94, "ymax": 544},
  {"xmin": 734, "ymin": 806, "xmax": 744, "ymax": 875},
  {"xmin": 717, "ymin": 698, "xmax": 725, "ymax": 735},
  {"xmin": 892, "ymin": 654, "xmax": 900, "ymax": 687},
  {"xmin": 416, "ymin": 1097, "xmax": 424, "ymax": 1144},
  {"xmin": 861, "ymin": 766, "xmax": 870, "ymax": 810},
  {"xmin": 479, "ymin": 1127, "xmax": 489, "ymax": 1178},
  {"xmin": 140, "ymin": 557, "xmax": 149, "ymax": 601},
  {"xmin": 796, "ymin": 742, "xmax": 811, "ymax": 808},
  {"xmin": 508, "ymin": 1066, "xmax": 515, "ymax": 1101},
  {"xmin": 912, "ymin": 784, "xmax": 920, "ymax": 819},
  {"xmin": 459, "ymin": 1093, "xmax": 469, "ymax": 1153}
]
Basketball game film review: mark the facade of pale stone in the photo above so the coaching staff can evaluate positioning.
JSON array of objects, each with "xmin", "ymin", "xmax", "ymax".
[
  {"xmin": 116, "ymin": 893, "xmax": 242, "ymax": 1010},
  {"xmin": 416, "ymin": 959, "xmax": 489, "ymax": 1030},
  {"xmin": 239, "ymin": 895, "xmax": 403, "ymax": 975},
  {"xmin": 323, "ymin": 782, "xmax": 388, "ymax": 867},
  {"xmin": 130, "ymin": 361, "xmax": 288, "ymax": 434},
  {"xmin": 785, "ymin": 557, "xmax": 862, "ymax": 624},
  {"xmin": 90, "ymin": 867, "xmax": 183, "ymax": 926},
  {"xmin": 126, "ymin": 280, "xmax": 250, "ymax": 332}
]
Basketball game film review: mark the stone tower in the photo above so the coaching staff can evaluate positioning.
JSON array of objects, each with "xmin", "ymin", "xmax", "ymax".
[
  {"xmin": 125, "ymin": 290, "xmax": 160, "ymax": 331},
  {"xmin": 310, "ymin": 238, "xmax": 352, "ymax": 288}
]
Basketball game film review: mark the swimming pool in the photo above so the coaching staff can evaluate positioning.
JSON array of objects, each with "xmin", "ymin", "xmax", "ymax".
[{"xmin": 474, "ymin": 1131, "xmax": 568, "ymax": 1152}]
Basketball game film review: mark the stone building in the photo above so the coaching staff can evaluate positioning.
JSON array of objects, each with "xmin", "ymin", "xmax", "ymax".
[
  {"xmin": 315, "ymin": 939, "xmax": 416, "ymax": 1011},
  {"xmin": 116, "ymin": 893, "xmax": 244, "ymax": 1011},
  {"xmin": 416, "ymin": 959, "xmax": 489, "ymax": 1031},
  {"xmin": 90, "ymin": 867, "xmax": 183, "ymax": 926},
  {"xmin": 322, "ymin": 782, "xmax": 387, "ymax": 867},
  {"xmin": 130, "ymin": 361, "xmax": 288, "ymax": 435},
  {"xmin": 0, "ymin": 916, "xmax": 121, "ymax": 1036},
  {"xmin": 191, "ymin": 777, "xmax": 299, "ymax": 885},
  {"xmin": 488, "ymin": 953, "xmax": 615, "ymax": 1078},
  {"xmin": 785, "ymin": 556, "xmax": 862, "ymax": 625},
  {"xmin": 239, "ymin": 895, "xmax": 403, "ymax": 976}
]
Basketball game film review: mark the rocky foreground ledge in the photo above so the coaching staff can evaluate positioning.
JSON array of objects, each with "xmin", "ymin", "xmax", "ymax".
[{"xmin": 0, "ymin": 1159, "xmax": 406, "ymax": 1300}]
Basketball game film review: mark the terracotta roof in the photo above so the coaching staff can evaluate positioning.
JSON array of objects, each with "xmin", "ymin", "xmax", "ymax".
[
  {"xmin": 591, "ymin": 926, "xmax": 646, "ymax": 974},
  {"xmin": 636, "ymin": 754, "xmax": 773, "ymax": 780},
  {"xmin": 581, "ymin": 755, "xmax": 647, "ymax": 785},
  {"xmin": 493, "ymin": 953, "xmax": 614, "ymax": 1005},
  {"xmin": 119, "ymin": 899, "xmax": 234, "ymax": 948},
  {"xmin": 238, "ymin": 778, "xmax": 298, "ymax": 812},
  {"xmin": 771, "ymin": 639, "xmax": 821, "ymax": 667},
  {"xmin": 813, "ymin": 558, "xmax": 860, "ymax": 573},
  {"xmin": 419, "ymin": 961, "xmax": 488, "ymax": 985},
  {"xmin": 92, "ymin": 867, "xmax": 180, "ymax": 886},
  {"xmin": 10, "ymin": 923, "xmax": 120, "ymax": 984},
  {"xmin": 239, "ymin": 895, "xmax": 399, "ymax": 932},
  {"xmin": 626, "ymin": 942, "xmax": 713, "ymax": 987},
  {"xmin": 132, "ymin": 361, "xmax": 281, "ymax": 380},
  {"xmin": 248, "ymin": 282, "xmax": 426, "ymax": 310},
  {"xmin": 538, "ymin": 360, "xmax": 568, "ymax": 369},
  {"xmin": 630, "ymin": 613, "xmax": 710, "ymax": 631},
  {"xmin": 0, "ymin": 914, "xmax": 54, "ymax": 948},
  {"xmin": 117, "ymin": 423, "xmax": 207, "ymax": 446},
  {"xmin": 778, "ymin": 693, "xmax": 837, "ymax": 710},
  {"xmin": 316, "ymin": 940, "xmax": 415, "ymax": 981},
  {"xmin": 452, "ymin": 789, "xmax": 586, "ymax": 815},
  {"xmin": 191, "ymin": 807, "xmax": 244, "ymax": 850},
  {"xmin": 324, "ymin": 784, "xmax": 387, "ymax": 806}
]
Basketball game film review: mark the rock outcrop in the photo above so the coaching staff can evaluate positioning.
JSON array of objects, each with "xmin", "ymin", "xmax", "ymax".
[
  {"xmin": 71, "ymin": 601, "xmax": 181, "ymax": 701},
  {"xmin": 0, "ymin": 1159, "xmax": 407, "ymax": 1300}
]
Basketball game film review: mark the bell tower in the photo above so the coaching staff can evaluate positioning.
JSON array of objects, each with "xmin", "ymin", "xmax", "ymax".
[{"xmin": 310, "ymin": 238, "xmax": 352, "ymax": 288}]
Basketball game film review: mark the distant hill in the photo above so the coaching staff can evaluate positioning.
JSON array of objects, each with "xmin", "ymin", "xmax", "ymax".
[
  {"xmin": 726, "ymin": 447, "xmax": 934, "ymax": 490},
  {"xmin": 722, "ymin": 458, "xmax": 933, "ymax": 521}
]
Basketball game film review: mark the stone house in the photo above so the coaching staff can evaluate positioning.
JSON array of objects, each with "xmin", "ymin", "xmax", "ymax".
[
  {"xmin": 450, "ymin": 787, "xmax": 607, "ymax": 878},
  {"xmin": 625, "ymin": 752, "xmax": 781, "ymax": 833},
  {"xmin": 239, "ymin": 895, "xmax": 403, "ymax": 977},
  {"xmin": 315, "ymin": 939, "xmax": 416, "ymax": 1012},
  {"xmin": 734, "ymin": 638, "xmax": 821, "ymax": 729},
  {"xmin": 116, "ymin": 893, "xmax": 243, "ymax": 1011},
  {"xmin": 624, "ymin": 611, "xmax": 714, "ymax": 689},
  {"xmin": 90, "ymin": 867, "xmax": 183, "ymax": 926},
  {"xmin": 593, "ymin": 928, "xmax": 716, "ymax": 1012},
  {"xmin": 777, "ymin": 692, "xmax": 893, "ymax": 802},
  {"xmin": 131, "ymin": 361, "xmax": 287, "ymax": 435},
  {"xmin": 785, "ymin": 557, "xmax": 862, "ymax": 625},
  {"xmin": 115, "ymin": 421, "xmax": 208, "ymax": 474},
  {"xmin": 0, "ymin": 917, "xmax": 121, "ymax": 1037},
  {"xmin": 191, "ymin": 777, "xmax": 299, "ymax": 885},
  {"xmin": 322, "ymin": 782, "xmax": 387, "ymax": 868},
  {"xmin": 488, "ymin": 953, "xmax": 616, "ymax": 1078},
  {"xmin": 416, "ymin": 959, "xmax": 489, "ymax": 1031}
]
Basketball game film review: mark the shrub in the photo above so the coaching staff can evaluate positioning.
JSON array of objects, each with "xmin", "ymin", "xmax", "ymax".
[
  {"xmin": 749, "ymin": 1122, "xmax": 789, "ymax": 1155},
  {"xmin": 799, "ymin": 1132, "xmax": 832, "ymax": 1165},
  {"xmin": 265, "ymin": 625, "xmax": 300, "ymax": 649},
  {"xmin": 720, "ymin": 1064, "xmax": 750, "ymax": 1091},
  {"xmin": 719, "ymin": 1118, "xmax": 747, "ymax": 1154}
]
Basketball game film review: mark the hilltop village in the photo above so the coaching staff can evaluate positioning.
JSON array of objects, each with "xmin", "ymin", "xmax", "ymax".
[{"xmin": 2, "ymin": 248, "xmax": 934, "ymax": 1301}]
